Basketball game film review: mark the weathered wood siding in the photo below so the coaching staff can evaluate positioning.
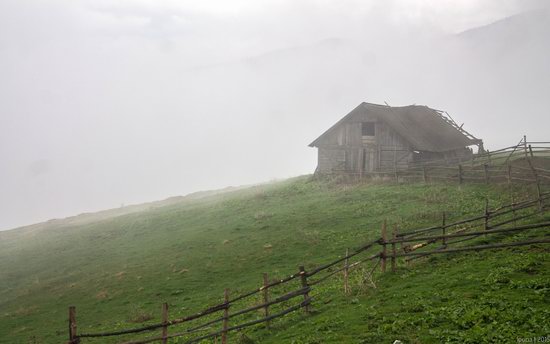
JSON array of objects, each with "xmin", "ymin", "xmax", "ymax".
[
  {"xmin": 376, "ymin": 121, "xmax": 413, "ymax": 171},
  {"xmin": 315, "ymin": 110, "xmax": 414, "ymax": 174}
]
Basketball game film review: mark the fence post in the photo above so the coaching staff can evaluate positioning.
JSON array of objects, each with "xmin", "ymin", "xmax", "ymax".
[
  {"xmin": 343, "ymin": 249, "xmax": 350, "ymax": 295},
  {"xmin": 458, "ymin": 164, "xmax": 463, "ymax": 184},
  {"xmin": 161, "ymin": 303, "xmax": 169, "ymax": 344},
  {"xmin": 262, "ymin": 273, "xmax": 270, "ymax": 328},
  {"xmin": 393, "ymin": 146, "xmax": 398, "ymax": 183},
  {"xmin": 535, "ymin": 177, "xmax": 543, "ymax": 211},
  {"xmin": 221, "ymin": 289, "xmax": 229, "ymax": 344},
  {"xmin": 527, "ymin": 145, "xmax": 543, "ymax": 210},
  {"xmin": 299, "ymin": 266, "xmax": 311, "ymax": 314},
  {"xmin": 484, "ymin": 164, "xmax": 489, "ymax": 184},
  {"xmin": 423, "ymin": 166, "xmax": 427, "ymax": 183},
  {"xmin": 68, "ymin": 306, "xmax": 78, "ymax": 344},
  {"xmin": 441, "ymin": 212, "xmax": 447, "ymax": 248},
  {"xmin": 381, "ymin": 220, "xmax": 387, "ymax": 273},
  {"xmin": 484, "ymin": 199, "xmax": 489, "ymax": 233},
  {"xmin": 511, "ymin": 195, "xmax": 517, "ymax": 227},
  {"xmin": 523, "ymin": 135, "xmax": 527, "ymax": 159},
  {"xmin": 508, "ymin": 164, "xmax": 514, "ymax": 214},
  {"xmin": 391, "ymin": 227, "xmax": 397, "ymax": 272}
]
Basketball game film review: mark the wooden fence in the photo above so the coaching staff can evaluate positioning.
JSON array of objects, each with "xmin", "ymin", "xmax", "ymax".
[
  {"xmin": 66, "ymin": 190, "xmax": 550, "ymax": 344},
  {"xmin": 398, "ymin": 140, "xmax": 550, "ymax": 186},
  {"xmin": 326, "ymin": 139, "xmax": 550, "ymax": 189}
]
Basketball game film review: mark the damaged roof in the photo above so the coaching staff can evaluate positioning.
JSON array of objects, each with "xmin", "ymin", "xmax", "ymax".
[{"xmin": 309, "ymin": 102, "xmax": 481, "ymax": 152}]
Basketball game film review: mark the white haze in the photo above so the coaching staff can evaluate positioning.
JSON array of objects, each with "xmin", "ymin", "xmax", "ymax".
[{"xmin": 1, "ymin": 0, "xmax": 549, "ymax": 230}]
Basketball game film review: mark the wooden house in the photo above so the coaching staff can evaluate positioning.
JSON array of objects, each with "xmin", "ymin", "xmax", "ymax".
[{"xmin": 309, "ymin": 102, "xmax": 483, "ymax": 175}]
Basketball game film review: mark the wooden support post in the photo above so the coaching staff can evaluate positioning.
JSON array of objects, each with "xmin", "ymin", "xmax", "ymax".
[
  {"xmin": 221, "ymin": 289, "xmax": 229, "ymax": 344},
  {"xmin": 391, "ymin": 227, "xmax": 397, "ymax": 272},
  {"xmin": 484, "ymin": 164, "xmax": 489, "ymax": 184},
  {"xmin": 393, "ymin": 146, "xmax": 398, "ymax": 183},
  {"xmin": 360, "ymin": 148, "xmax": 365, "ymax": 181},
  {"xmin": 538, "ymin": 187, "xmax": 544, "ymax": 211},
  {"xmin": 536, "ymin": 179, "xmax": 543, "ymax": 211},
  {"xmin": 484, "ymin": 199, "xmax": 489, "ymax": 233},
  {"xmin": 299, "ymin": 266, "xmax": 311, "ymax": 314},
  {"xmin": 423, "ymin": 166, "xmax": 427, "ymax": 183},
  {"xmin": 508, "ymin": 164, "xmax": 514, "ymax": 213},
  {"xmin": 381, "ymin": 220, "xmax": 387, "ymax": 273},
  {"xmin": 441, "ymin": 212, "xmax": 447, "ymax": 248},
  {"xmin": 458, "ymin": 164, "xmax": 463, "ymax": 184},
  {"xmin": 68, "ymin": 306, "xmax": 77, "ymax": 344},
  {"xmin": 512, "ymin": 195, "xmax": 517, "ymax": 227},
  {"xmin": 398, "ymin": 227, "xmax": 408, "ymax": 267},
  {"xmin": 398, "ymin": 229, "xmax": 404, "ymax": 258},
  {"xmin": 526, "ymin": 145, "xmax": 543, "ymax": 210},
  {"xmin": 161, "ymin": 303, "xmax": 168, "ymax": 344},
  {"xmin": 523, "ymin": 135, "xmax": 527, "ymax": 159},
  {"xmin": 343, "ymin": 249, "xmax": 350, "ymax": 295},
  {"xmin": 262, "ymin": 273, "xmax": 270, "ymax": 327}
]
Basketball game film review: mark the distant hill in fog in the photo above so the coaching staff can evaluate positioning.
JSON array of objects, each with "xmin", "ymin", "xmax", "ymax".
[
  {"xmin": 212, "ymin": 8, "xmax": 550, "ymax": 148},
  {"xmin": 4, "ymin": 185, "xmax": 250, "ymax": 234},
  {"xmin": 457, "ymin": 8, "xmax": 550, "ymax": 44}
]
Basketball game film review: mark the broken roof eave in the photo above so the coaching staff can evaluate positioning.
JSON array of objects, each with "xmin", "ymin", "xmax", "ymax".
[{"xmin": 308, "ymin": 102, "xmax": 480, "ymax": 152}]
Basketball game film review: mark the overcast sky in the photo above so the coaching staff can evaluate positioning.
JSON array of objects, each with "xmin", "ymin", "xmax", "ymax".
[{"xmin": 1, "ymin": 0, "xmax": 549, "ymax": 230}]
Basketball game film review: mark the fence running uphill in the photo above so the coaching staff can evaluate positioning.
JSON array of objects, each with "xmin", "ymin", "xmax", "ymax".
[{"xmin": 67, "ymin": 188, "xmax": 550, "ymax": 344}]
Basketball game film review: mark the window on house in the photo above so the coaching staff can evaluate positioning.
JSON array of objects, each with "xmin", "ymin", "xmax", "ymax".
[{"xmin": 362, "ymin": 122, "xmax": 375, "ymax": 136}]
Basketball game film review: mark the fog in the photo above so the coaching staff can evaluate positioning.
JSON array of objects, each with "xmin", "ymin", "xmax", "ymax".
[{"xmin": 1, "ymin": 0, "xmax": 549, "ymax": 230}]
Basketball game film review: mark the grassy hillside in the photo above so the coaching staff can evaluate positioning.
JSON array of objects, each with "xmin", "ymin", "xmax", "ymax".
[
  {"xmin": 0, "ymin": 177, "xmax": 548, "ymax": 343},
  {"xmin": 252, "ymin": 243, "xmax": 550, "ymax": 344}
]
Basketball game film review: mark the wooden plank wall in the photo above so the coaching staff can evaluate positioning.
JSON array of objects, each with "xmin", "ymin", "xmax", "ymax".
[{"xmin": 314, "ymin": 116, "xmax": 415, "ymax": 173}]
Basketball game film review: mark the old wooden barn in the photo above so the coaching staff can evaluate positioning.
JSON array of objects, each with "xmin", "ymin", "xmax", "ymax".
[{"xmin": 309, "ymin": 102, "xmax": 483, "ymax": 175}]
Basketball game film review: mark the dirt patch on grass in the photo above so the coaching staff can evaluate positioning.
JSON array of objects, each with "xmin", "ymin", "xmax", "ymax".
[{"xmin": 95, "ymin": 290, "xmax": 109, "ymax": 300}]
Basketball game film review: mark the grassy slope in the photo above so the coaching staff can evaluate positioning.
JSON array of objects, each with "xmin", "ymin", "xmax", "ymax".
[
  {"xmin": 0, "ymin": 177, "xmax": 548, "ymax": 343},
  {"xmin": 253, "ymin": 245, "xmax": 550, "ymax": 344}
]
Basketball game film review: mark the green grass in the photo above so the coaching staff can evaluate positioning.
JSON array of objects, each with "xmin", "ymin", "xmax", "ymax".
[
  {"xmin": 0, "ymin": 176, "xmax": 548, "ymax": 343},
  {"xmin": 249, "ymin": 243, "xmax": 550, "ymax": 344}
]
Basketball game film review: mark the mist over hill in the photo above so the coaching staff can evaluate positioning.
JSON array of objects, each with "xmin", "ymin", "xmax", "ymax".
[
  {"xmin": 1, "ymin": 3, "xmax": 549, "ymax": 230},
  {"xmin": 191, "ymin": 8, "xmax": 550, "ymax": 149}
]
